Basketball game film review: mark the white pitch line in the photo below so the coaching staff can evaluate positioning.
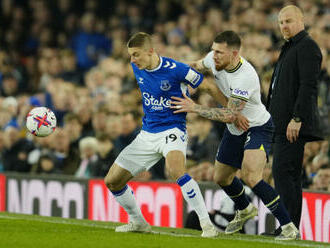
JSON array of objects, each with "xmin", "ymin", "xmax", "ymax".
[
  {"xmin": 154, "ymin": 230, "xmax": 327, "ymax": 248},
  {"xmin": 0, "ymin": 214, "xmax": 327, "ymax": 248}
]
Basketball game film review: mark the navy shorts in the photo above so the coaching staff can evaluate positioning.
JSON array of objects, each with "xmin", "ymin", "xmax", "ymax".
[{"xmin": 216, "ymin": 117, "xmax": 274, "ymax": 169}]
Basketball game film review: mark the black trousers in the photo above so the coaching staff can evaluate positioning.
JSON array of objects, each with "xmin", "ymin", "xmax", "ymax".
[{"xmin": 272, "ymin": 136, "xmax": 306, "ymax": 228}]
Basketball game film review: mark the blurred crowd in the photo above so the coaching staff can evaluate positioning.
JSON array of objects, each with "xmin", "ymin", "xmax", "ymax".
[{"xmin": 0, "ymin": 0, "xmax": 329, "ymax": 192}]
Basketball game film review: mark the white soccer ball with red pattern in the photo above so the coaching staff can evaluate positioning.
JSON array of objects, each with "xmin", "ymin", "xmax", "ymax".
[{"xmin": 26, "ymin": 107, "xmax": 57, "ymax": 137}]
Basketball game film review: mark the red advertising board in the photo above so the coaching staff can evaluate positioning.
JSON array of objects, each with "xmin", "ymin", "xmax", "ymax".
[
  {"xmin": 0, "ymin": 174, "xmax": 5, "ymax": 211},
  {"xmin": 88, "ymin": 180, "xmax": 183, "ymax": 227},
  {"xmin": 300, "ymin": 192, "xmax": 330, "ymax": 242}
]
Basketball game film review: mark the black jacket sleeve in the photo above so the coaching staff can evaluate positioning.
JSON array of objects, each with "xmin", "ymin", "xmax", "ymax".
[{"xmin": 294, "ymin": 40, "xmax": 322, "ymax": 119}]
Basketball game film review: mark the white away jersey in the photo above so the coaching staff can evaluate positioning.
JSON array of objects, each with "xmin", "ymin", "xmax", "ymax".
[
  {"xmin": 132, "ymin": 56, "xmax": 203, "ymax": 133},
  {"xmin": 203, "ymin": 51, "xmax": 270, "ymax": 135}
]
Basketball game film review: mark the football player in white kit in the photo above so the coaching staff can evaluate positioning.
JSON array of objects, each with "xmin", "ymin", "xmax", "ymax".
[
  {"xmin": 171, "ymin": 31, "xmax": 299, "ymax": 240},
  {"xmin": 104, "ymin": 32, "xmax": 218, "ymax": 237}
]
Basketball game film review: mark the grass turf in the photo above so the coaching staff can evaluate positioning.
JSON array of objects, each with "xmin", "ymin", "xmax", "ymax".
[{"xmin": 0, "ymin": 212, "xmax": 327, "ymax": 248}]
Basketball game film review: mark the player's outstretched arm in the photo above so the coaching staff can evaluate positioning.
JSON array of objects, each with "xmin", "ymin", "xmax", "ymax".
[
  {"xmin": 199, "ymin": 77, "xmax": 228, "ymax": 107},
  {"xmin": 193, "ymin": 104, "xmax": 235, "ymax": 123},
  {"xmin": 170, "ymin": 93, "xmax": 235, "ymax": 123},
  {"xmin": 187, "ymin": 59, "xmax": 208, "ymax": 73}
]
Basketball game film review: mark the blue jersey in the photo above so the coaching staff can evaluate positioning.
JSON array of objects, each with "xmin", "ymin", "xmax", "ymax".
[{"xmin": 131, "ymin": 56, "xmax": 203, "ymax": 133}]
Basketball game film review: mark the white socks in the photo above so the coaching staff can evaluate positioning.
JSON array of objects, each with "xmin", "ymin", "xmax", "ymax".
[
  {"xmin": 113, "ymin": 175, "xmax": 212, "ymax": 226},
  {"xmin": 111, "ymin": 185, "xmax": 145, "ymax": 223},
  {"xmin": 178, "ymin": 174, "xmax": 212, "ymax": 224}
]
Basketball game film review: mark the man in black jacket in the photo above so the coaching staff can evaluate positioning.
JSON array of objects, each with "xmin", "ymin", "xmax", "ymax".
[{"xmin": 266, "ymin": 5, "xmax": 323, "ymax": 232}]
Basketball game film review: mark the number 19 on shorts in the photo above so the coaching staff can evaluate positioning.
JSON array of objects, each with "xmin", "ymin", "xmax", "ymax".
[{"xmin": 165, "ymin": 134, "xmax": 177, "ymax": 143}]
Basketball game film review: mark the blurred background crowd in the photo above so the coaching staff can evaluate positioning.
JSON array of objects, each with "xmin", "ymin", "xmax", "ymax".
[{"xmin": 0, "ymin": 0, "xmax": 329, "ymax": 192}]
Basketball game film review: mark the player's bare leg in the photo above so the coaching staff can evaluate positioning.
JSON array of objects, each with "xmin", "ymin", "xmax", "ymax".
[
  {"xmin": 241, "ymin": 149, "xmax": 299, "ymax": 240},
  {"xmin": 166, "ymin": 150, "xmax": 218, "ymax": 238},
  {"xmin": 213, "ymin": 161, "xmax": 257, "ymax": 234},
  {"xmin": 105, "ymin": 163, "xmax": 133, "ymax": 191},
  {"xmin": 104, "ymin": 163, "xmax": 151, "ymax": 233}
]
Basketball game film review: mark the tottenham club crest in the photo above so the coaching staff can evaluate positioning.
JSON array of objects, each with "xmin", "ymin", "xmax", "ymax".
[{"xmin": 160, "ymin": 80, "xmax": 171, "ymax": 91}]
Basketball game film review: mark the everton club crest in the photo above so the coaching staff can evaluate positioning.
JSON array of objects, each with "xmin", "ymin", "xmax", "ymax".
[{"xmin": 160, "ymin": 80, "xmax": 171, "ymax": 91}]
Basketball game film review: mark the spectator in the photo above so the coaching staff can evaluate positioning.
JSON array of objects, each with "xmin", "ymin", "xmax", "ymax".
[
  {"xmin": 70, "ymin": 12, "xmax": 111, "ymax": 72},
  {"xmin": 311, "ymin": 141, "xmax": 329, "ymax": 176},
  {"xmin": 2, "ymin": 96, "xmax": 19, "ymax": 129},
  {"xmin": 115, "ymin": 111, "xmax": 140, "ymax": 152},
  {"xmin": 2, "ymin": 125, "xmax": 34, "ymax": 173},
  {"xmin": 310, "ymin": 165, "xmax": 330, "ymax": 191},
  {"xmin": 50, "ymin": 128, "xmax": 79, "ymax": 175},
  {"xmin": 0, "ymin": 107, "xmax": 12, "ymax": 130},
  {"xmin": 75, "ymin": 136, "xmax": 103, "ymax": 178},
  {"xmin": 74, "ymin": 94, "xmax": 94, "ymax": 137},
  {"xmin": 63, "ymin": 112, "xmax": 83, "ymax": 153},
  {"xmin": 59, "ymin": 49, "xmax": 84, "ymax": 85},
  {"xmin": 106, "ymin": 114, "xmax": 122, "ymax": 140},
  {"xmin": 96, "ymin": 133, "xmax": 117, "ymax": 177},
  {"xmin": 27, "ymin": 135, "xmax": 54, "ymax": 169},
  {"xmin": 91, "ymin": 107, "xmax": 109, "ymax": 137},
  {"xmin": 35, "ymin": 154, "xmax": 60, "ymax": 175},
  {"xmin": 0, "ymin": 73, "xmax": 19, "ymax": 97}
]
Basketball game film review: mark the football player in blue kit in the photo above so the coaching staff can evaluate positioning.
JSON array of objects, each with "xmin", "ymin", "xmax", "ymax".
[{"xmin": 104, "ymin": 32, "xmax": 218, "ymax": 237}]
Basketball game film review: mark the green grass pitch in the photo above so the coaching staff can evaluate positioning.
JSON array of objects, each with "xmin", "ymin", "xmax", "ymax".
[{"xmin": 0, "ymin": 212, "xmax": 327, "ymax": 248}]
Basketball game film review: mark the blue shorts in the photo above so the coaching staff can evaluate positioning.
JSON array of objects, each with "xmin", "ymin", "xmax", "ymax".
[{"xmin": 216, "ymin": 118, "xmax": 274, "ymax": 169}]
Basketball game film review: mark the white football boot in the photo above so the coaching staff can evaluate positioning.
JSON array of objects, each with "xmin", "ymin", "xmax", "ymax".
[
  {"xmin": 115, "ymin": 221, "xmax": 151, "ymax": 233},
  {"xmin": 225, "ymin": 203, "xmax": 258, "ymax": 234},
  {"xmin": 275, "ymin": 222, "xmax": 300, "ymax": 241},
  {"xmin": 200, "ymin": 219, "xmax": 219, "ymax": 238}
]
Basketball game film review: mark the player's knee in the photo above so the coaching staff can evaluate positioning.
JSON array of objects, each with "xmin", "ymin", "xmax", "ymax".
[
  {"xmin": 213, "ymin": 172, "xmax": 234, "ymax": 186},
  {"xmin": 241, "ymin": 171, "xmax": 261, "ymax": 188},
  {"xmin": 103, "ymin": 175, "xmax": 113, "ymax": 189},
  {"xmin": 166, "ymin": 151, "xmax": 186, "ymax": 180},
  {"xmin": 104, "ymin": 175, "xmax": 121, "ymax": 191}
]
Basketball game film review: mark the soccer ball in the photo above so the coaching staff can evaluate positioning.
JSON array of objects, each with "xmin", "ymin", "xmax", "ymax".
[{"xmin": 26, "ymin": 107, "xmax": 57, "ymax": 137}]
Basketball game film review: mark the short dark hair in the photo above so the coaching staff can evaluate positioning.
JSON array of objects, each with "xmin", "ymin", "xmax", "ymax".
[
  {"xmin": 127, "ymin": 32, "xmax": 152, "ymax": 48},
  {"xmin": 214, "ymin": 31, "xmax": 241, "ymax": 49}
]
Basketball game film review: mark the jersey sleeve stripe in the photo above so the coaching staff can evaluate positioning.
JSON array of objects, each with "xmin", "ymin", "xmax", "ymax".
[{"xmin": 230, "ymin": 95, "xmax": 249, "ymax": 102}]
